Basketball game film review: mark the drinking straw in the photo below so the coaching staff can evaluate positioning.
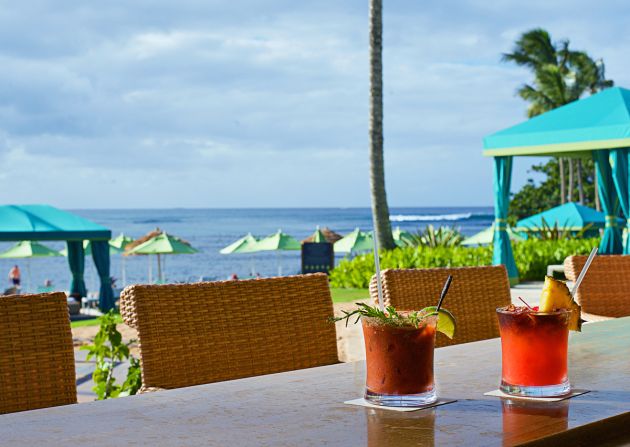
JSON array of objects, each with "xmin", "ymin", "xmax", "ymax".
[
  {"xmin": 371, "ymin": 223, "xmax": 385, "ymax": 312},
  {"xmin": 518, "ymin": 296, "xmax": 534, "ymax": 310},
  {"xmin": 570, "ymin": 246, "xmax": 598, "ymax": 297},
  {"xmin": 436, "ymin": 275, "xmax": 453, "ymax": 313}
]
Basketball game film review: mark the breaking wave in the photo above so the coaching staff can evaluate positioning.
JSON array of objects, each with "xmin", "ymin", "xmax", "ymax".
[{"xmin": 390, "ymin": 212, "xmax": 492, "ymax": 222}]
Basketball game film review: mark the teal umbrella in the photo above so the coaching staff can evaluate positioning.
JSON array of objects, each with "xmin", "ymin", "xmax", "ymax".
[
  {"xmin": 127, "ymin": 231, "xmax": 198, "ymax": 283},
  {"xmin": 462, "ymin": 225, "xmax": 524, "ymax": 246},
  {"xmin": 392, "ymin": 227, "xmax": 414, "ymax": 247},
  {"xmin": 249, "ymin": 230, "xmax": 300, "ymax": 276},
  {"xmin": 334, "ymin": 228, "xmax": 373, "ymax": 253},
  {"xmin": 515, "ymin": 202, "xmax": 621, "ymax": 232},
  {"xmin": 0, "ymin": 241, "xmax": 62, "ymax": 292}
]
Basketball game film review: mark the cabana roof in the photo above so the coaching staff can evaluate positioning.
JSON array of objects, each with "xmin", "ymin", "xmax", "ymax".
[
  {"xmin": 0, "ymin": 205, "xmax": 111, "ymax": 241},
  {"xmin": 483, "ymin": 87, "xmax": 630, "ymax": 157}
]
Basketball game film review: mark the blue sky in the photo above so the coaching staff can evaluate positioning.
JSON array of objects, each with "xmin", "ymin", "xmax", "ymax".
[{"xmin": 0, "ymin": 0, "xmax": 629, "ymax": 208}]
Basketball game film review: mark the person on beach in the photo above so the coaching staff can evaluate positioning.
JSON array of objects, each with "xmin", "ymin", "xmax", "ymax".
[
  {"xmin": 228, "ymin": 273, "xmax": 239, "ymax": 280},
  {"xmin": 8, "ymin": 265, "xmax": 20, "ymax": 287}
]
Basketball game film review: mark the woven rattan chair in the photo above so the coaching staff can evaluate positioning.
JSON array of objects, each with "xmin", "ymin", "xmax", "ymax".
[
  {"xmin": 564, "ymin": 255, "xmax": 630, "ymax": 322},
  {"xmin": 369, "ymin": 266, "xmax": 511, "ymax": 347},
  {"xmin": 0, "ymin": 292, "xmax": 76, "ymax": 414},
  {"xmin": 120, "ymin": 273, "xmax": 338, "ymax": 391}
]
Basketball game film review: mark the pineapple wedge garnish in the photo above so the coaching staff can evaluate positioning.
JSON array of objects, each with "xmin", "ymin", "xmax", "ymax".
[{"xmin": 539, "ymin": 276, "xmax": 582, "ymax": 331}]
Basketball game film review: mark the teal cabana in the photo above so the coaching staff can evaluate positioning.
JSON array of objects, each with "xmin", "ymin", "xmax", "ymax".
[
  {"xmin": 484, "ymin": 87, "xmax": 630, "ymax": 283},
  {"xmin": 0, "ymin": 205, "xmax": 115, "ymax": 311},
  {"xmin": 515, "ymin": 202, "xmax": 621, "ymax": 236}
]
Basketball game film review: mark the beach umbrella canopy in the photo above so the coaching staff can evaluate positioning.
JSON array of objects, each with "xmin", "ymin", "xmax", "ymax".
[
  {"xmin": 0, "ymin": 241, "xmax": 63, "ymax": 292},
  {"xmin": 110, "ymin": 233, "xmax": 135, "ymax": 250},
  {"xmin": 334, "ymin": 228, "xmax": 374, "ymax": 253},
  {"xmin": 515, "ymin": 202, "xmax": 621, "ymax": 231},
  {"xmin": 253, "ymin": 230, "xmax": 300, "ymax": 252},
  {"xmin": 126, "ymin": 232, "xmax": 198, "ymax": 256},
  {"xmin": 392, "ymin": 227, "xmax": 414, "ymax": 247},
  {"xmin": 220, "ymin": 233, "xmax": 259, "ymax": 254},
  {"xmin": 0, "ymin": 240, "xmax": 62, "ymax": 258},
  {"xmin": 461, "ymin": 225, "xmax": 525, "ymax": 247},
  {"xmin": 301, "ymin": 227, "xmax": 343, "ymax": 244},
  {"xmin": 126, "ymin": 231, "xmax": 198, "ymax": 283},
  {"xmin": 109, "ymin": 233, "xmax": 134, "ymax": 288}
]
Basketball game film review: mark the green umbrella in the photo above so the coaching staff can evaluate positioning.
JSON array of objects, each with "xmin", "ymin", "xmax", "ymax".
[
  {"xmin": 220, "ymin": 233, "xmax": 259, "ymax": 254},
  {"xmin": 110, "ymin": 233, "xmax": 135, "ymax": 287},
  {"xmin": 0, "ymin": 241, "xmax": 62, "ymax": 292},
  {"xmin": 308, "ymin": 227, "xmax": 327, "ymax": 244},
  {"xmin": 461, "ymin": 225, "xmax": 525, "ymax": 247},
  {"xmin": 249, "ymin": 230, "xmax": 300, "ymax": 276},
  {"xmin": 254, "ymin": 230, "xmax": 301, "ymax": 251},
  {"xmin": 127, "ymin": 232, "xmax": 198, "ymax": 283},
  {"xmin": 220, "ymin": 233, "xmax": 260, "ymax": 277},
  {"xmin": 392, "ymin": 226, "xmax": 414, "ymax": 247},
  {"xmin": 110, "ymin": 233, "xmax": 135, "ymax": 250},
  {"xmin": 334, "ymin": 228, "xmax": 374, "ymax": 253},
  {"xmin": 301, "ymin": 226, "xmax": 343, "ymax": 244}
]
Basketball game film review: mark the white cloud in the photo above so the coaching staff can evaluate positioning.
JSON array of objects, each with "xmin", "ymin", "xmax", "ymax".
[{"xmin": 0, "ymin": 1, "xmax": 628, "ymax": 207}]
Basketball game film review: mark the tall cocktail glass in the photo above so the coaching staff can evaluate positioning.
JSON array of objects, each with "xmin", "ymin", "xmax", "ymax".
[
  {"xmin": 497, "ymin": 306, "xmax": 571, "ymax": 397},
  {"xmin": 362, "ymin": 313, "xmax": 437, "ymax": 406}
]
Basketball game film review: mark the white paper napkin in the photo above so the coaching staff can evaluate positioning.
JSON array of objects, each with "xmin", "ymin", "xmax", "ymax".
[
  {"xmin": 484, "ymin": 389, "xmax": 589, "ymax": 402},
  {"xmin": 344, "ymin": 397, "xmax": 457, "ymax": 412}
]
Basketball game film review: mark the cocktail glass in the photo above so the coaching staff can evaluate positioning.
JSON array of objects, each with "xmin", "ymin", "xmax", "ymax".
[
  {"xmin": 362, "ymin": 313, "xmax": 437, "ymax": 406},
  {"xmin": 497, "ymin": 307, "xmax": 571, "ymax": 397}
]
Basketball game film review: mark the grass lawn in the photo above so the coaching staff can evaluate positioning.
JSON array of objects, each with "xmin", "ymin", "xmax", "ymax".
[
  {"xmin": 70, "ymin": 314, "xmax": 122, "ymax": 328},
  {"xmin": 330, "ymin": 288, "xmax": 370, "ymax": 303}
]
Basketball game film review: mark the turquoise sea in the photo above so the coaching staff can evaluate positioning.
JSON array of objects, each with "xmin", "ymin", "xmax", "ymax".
[{"xmin": 0, "ymin": 207, "xmax": 493, "ymax": 294}]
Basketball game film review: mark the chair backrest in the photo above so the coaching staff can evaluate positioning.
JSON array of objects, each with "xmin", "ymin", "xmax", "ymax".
[
  {"xmin": 369, "ymin": 266, "xmax": 511, "ymax": 347},
  {"xmin": 120, "ymin": 273, "xmax": 339, "ymax": 390},
  {"xmin": 0, "ymin": 292, "xmax": 76, "ymax": 414},
  {"xmin": 564, "ymin": 255, "xmax": 630, "ymax": 318}
]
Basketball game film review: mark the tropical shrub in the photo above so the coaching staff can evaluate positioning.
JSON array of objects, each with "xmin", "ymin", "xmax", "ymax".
[
  {"xmin": 330, "ymin": 238, "xmax": 598, "ymax": 288},
  {"xmin": 404, "ymin": 225, "xmax": 464, "ymax": 248},
  {"xmin": 81, "ymin": 311, "xmax": 142, "ymax": 400}
]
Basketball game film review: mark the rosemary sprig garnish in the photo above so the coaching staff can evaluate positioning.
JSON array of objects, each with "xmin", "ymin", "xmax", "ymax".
[{"xmin": 329, "ymin": 302, "xmax": 427, "ymax": 328}]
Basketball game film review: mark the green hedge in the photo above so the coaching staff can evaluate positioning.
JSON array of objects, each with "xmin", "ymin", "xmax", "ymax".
[{"xmin": 330, "ymin": 238, "xmax": 599, "ymax": 289}]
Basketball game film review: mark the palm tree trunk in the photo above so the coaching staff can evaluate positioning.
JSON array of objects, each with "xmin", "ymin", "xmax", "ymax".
[
  {"xmin": 559, "ymin": 157, "xmax": 566, "ymax": 204},
  {"xmin": 568, "ymin": 159, "xmax": 574, "ymax": 202},
  {"xmin": 369, "ymin": 0, "xmax": 395, "ymax": 250},
  {"xmin": 577, "ymin": 159, "xmax": 585, "ymax": 204}
]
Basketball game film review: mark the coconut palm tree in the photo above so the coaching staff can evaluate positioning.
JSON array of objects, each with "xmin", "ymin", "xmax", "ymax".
[
  {"xmin": 503, "ymin": 28, "xmax": 613, "ymax": 206},
  {"xmin": 369, "ymin": 0, "xmax": 395, "ymax": 250}
]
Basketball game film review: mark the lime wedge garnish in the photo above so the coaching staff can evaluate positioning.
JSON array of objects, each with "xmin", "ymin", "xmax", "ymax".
[{"xmin": 421, "ymin": 306, "xmax": 456, "ymax": 339}]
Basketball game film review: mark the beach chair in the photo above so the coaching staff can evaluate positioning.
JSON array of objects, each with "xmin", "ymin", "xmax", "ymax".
[
  {"xmin": 0, "ymin": 292, "xmax": 76, "ymax": 414},
  {"xmin": 564, "ymin": 255, "xmax": 630, "ymax": 321},
  {"xmin": 120, "ymin": 273, "xmax": 338, "ymax": 392},
  {"xmin": 369, "ymin": 266, "xmax": 511, "ymax": 347}
]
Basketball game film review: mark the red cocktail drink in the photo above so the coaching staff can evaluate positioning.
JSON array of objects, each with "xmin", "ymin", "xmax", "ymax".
[
  {"xmin": 497, "ymin": 306, "xmax": 571, "ymax": 397},
  {"xmin": 362, "ymin": 314, "xmax": 437, "ymax": 406}
]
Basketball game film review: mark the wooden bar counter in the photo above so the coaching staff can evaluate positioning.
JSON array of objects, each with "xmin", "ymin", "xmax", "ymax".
[{"xmin": 1, "ymin": 317, "xmax": 630, "ymax": 446}]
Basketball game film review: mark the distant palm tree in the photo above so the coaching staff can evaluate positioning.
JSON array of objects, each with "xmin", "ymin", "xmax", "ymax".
[
  {"xmin": 503, "ymin": 28, "xmax": 613, "ymax": 206},
  {"xmin": 369, "ymin": 0, "xmax": 395, "ymax": 250}
]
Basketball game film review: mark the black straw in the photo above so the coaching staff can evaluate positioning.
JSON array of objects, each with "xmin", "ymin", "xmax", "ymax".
[{"xmin": 436, "ymin": 275, "xmax": 453, "ymax": 312}]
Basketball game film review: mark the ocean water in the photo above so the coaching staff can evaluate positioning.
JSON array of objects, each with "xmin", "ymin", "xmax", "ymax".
[{"xmin": 0, "ymin": 207, "xmax": 493, "ymax": 294}]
